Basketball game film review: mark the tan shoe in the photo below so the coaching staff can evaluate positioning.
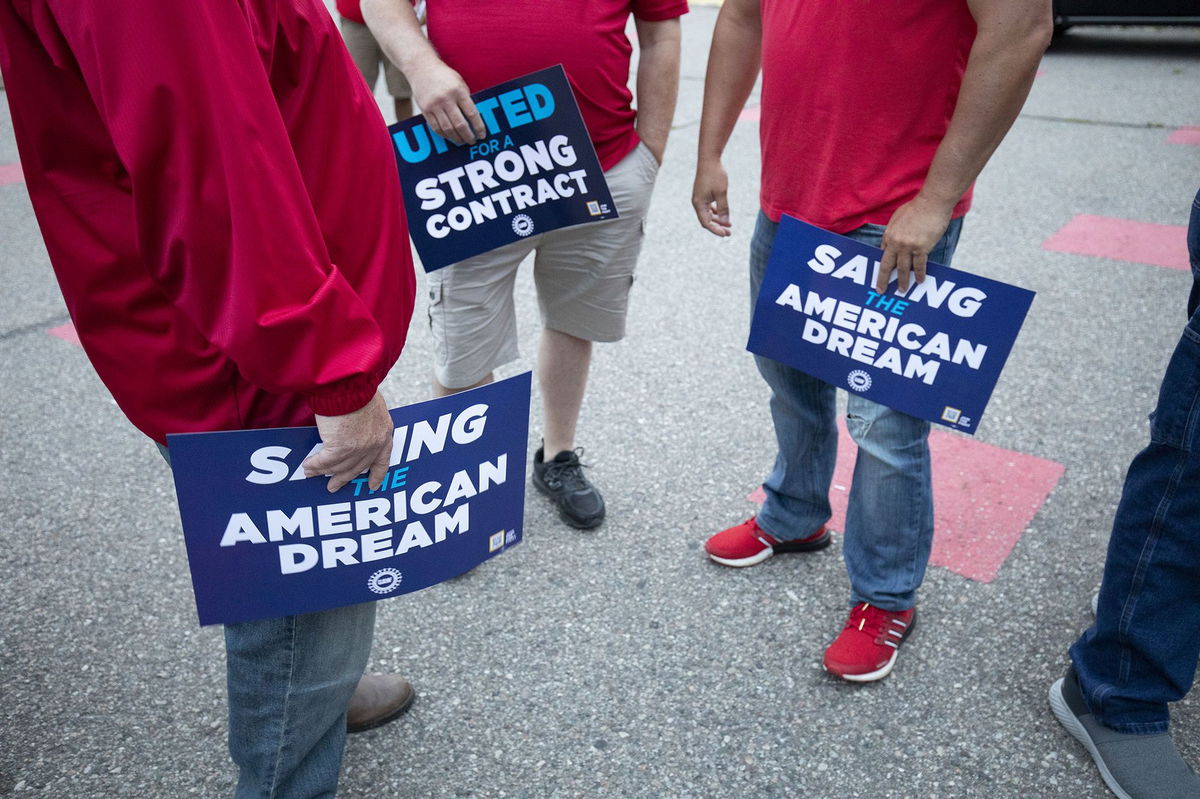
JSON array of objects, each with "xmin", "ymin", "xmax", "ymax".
[{"xmin": 346, "ymin": 674, "xmax": 415, "ymax": 734}]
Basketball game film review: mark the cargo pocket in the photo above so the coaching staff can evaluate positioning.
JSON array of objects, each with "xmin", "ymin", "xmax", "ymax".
[{"xmin": 427, "ymin": 278, "xmax": 447, "ymax": 365}]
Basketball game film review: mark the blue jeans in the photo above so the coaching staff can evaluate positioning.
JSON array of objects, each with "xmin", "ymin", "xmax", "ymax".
[
  {"xmin": 749, "ymin": 212, "xmax": 963, "ymax": 611},
  {"xmin": 226, "ymin": 604, "xmax": 375, "ymax": 798},
  {"xmin": 1070, "ymin": 188, "xmax": 1200, "ymax": 735},
  {"xmin": 159, "ymin": 444, "xmax": 375, "ymax": 797}
]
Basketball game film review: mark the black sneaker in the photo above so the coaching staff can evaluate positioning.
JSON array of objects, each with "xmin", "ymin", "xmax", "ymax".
[{"xmin": 532, "ymin": 447, "xmax": 605, "ymax": 529}]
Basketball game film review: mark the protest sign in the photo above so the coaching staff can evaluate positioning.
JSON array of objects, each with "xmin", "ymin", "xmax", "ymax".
[
  {"xmin": 747, "ymin": 216, "xmax": 1034, "ymax": 434},
  {"xmin": 166, "ymin": 373, "xmax": 531, "ymax": 626},
  {"xmin": 389, "ymin": 65, "xmax": 618, "ymax": 272}
]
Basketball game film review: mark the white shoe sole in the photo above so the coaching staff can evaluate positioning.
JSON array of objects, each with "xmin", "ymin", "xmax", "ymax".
[
  {"xmin": 1048, "ymin": 678, "xmax": 1134, "ymax": 799},
  {"xmin": 707, "ymin": 547, "xmax": 774, "ymax": 568},
  {"xmin": 826, "ymin": 650, "xmax": 898, "ymax": 683}
]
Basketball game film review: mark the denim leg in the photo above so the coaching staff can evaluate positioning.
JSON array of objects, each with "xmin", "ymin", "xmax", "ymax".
[
  {"xmin": 839, "ymin": 218, "xmax": 963, "ymax": 611},
  {"xmin": 1071, "ymin": 189, "xmax": 1200, "ymax": 734},
  {"xmin": 749, "ymin": 212, "xmax": 838, "ymax": 539},
  {"xmin": 225, "ymin": 603, "xmax": 375, "ymax": 799},
  {"xmin": 157, "ymin": 442, "xmax": 375, "ymax": 796}
]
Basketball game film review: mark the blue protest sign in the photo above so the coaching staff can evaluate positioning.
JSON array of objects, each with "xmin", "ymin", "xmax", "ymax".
[
  {"xmin": 166, "ymin": 373, "xmax": 531, "ymax": 626},
  {"xmin": 388, "ymin": 65, "xmax": 619, "ymax": 272},
  {"xmin": 747, "ymin": 216, "xmax": 1034, "ymax": 434}
]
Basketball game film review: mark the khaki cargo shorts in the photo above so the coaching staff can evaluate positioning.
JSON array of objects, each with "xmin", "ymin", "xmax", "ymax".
[
  {"xmin": 339, "ymin": 17, "xmax": 412, "ymax": 100},
  {"xmin": 427, "ymin": 141, "xmax": 660, "ymax": 389}
]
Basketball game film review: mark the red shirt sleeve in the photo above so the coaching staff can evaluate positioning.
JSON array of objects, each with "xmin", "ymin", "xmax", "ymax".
[
  {"xmin": 633, "ymin": 0, "xmax": 689, "ymax": 22},
  {"xmin": 45, "ymin": 0, "xmax": 389, "ymax": 415}
]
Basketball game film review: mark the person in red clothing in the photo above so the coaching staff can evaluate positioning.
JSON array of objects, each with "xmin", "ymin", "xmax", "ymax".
[
  {"xmin": 338, "ymin": 0, "xmax": 417, "ymax": 122},
  {"xmin": 363, "ymin": 0, "xmax": 686, "ymax": 529},
  {"xmin": 692, "ymin": 0, "xmax": 1051, "ymax": 682},
  {"xmin": 0, "ymin": 0, "xmax": 418, "ymax": 794}
]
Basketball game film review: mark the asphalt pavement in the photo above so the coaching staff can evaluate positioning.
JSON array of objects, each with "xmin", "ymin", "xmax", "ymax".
[{"xmin": 1, "ymin": 10, "xmax": 1198, "ymax": 799}]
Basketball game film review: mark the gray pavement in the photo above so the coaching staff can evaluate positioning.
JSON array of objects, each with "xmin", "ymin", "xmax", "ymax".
[{"xmin": 2, "ymin": 11, "xmax": 1199, "ymax": 799}]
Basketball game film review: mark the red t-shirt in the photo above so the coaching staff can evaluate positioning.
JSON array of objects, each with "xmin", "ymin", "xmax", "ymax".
[
  {"xmin": 337, "ymin": 0, "xmax": 365, "ymax": 25},
  {"xmin": 759, "ymin": 0, "xmax": 977, "ymax": 233},
  {"xmin": 427, "ymin": 0, "xmax": 688, "ymax": 171}
]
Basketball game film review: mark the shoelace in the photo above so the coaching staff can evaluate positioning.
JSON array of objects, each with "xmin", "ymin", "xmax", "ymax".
[
  {"xmin": 542, "ymin": 448, "xmax": 591, "ymax": 492},
  {"xmin": 845, "ymin": 602, "xmax": 908, "ymax": 646}
]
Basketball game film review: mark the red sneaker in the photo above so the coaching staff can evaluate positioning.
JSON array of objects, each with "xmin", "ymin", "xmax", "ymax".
[
  {"xmin": 705, "ymin": 516, "xmax": 830, "ymax": 567},
  {"xmin": 823, "ymin": 603, "xmax": 916, "ymax": 682}
]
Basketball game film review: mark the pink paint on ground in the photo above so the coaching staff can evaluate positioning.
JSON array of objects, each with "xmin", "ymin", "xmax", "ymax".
[
  {"xmin": 748, "ymin": 421, "xmax": 1064, "ymax": 582},
  {"xmin": 48, "ymin": 322, "xmax": 82, "ymax": 347},
  {"xmin": 738, "ymin": 106, "xmax": 761, "ymax": 123},
  {"xmin": 1042, "ymin": 214, "xmax": 1189, "ymax": 271},
  {"xmin": 1167, "ymin": 126, "xmax": 1200, "ymax": 146},
  {"xmin": 0, "ymin": 163, "xmax": 24, "ymax": 186}
]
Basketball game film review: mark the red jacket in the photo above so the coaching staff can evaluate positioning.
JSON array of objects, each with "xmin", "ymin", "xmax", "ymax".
[{"xmin": 0, "ymin": 0, "xmax": 416, "ymax": 443}]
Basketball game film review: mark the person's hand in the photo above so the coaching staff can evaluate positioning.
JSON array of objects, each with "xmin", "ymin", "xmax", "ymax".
[
  {"xmin": 302, "ymin": 392, "xmax": 394, "ymax": 493},
  {"xmin": 409, "ymin": 58, "xmax": 485, "ymax": 145},
  {"xmin": 692, "ymin": 158, "xmax": 732, "ymax": 237},
  {"xmin": 877, "ymin": 195, "xmax": 955, "ymax": 294}
]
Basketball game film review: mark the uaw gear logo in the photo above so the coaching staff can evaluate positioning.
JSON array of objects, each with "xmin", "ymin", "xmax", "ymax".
[
  {"xmin": 511, "ymin": 214, "xmax": 535, "ymax": 237},
  {"xmin": 847, "ymin": 370, "xmax": 872, "ymax": 392},
  {"xmin": 367, "ymin": 568, "xmax": 403, "ymax": 595}
]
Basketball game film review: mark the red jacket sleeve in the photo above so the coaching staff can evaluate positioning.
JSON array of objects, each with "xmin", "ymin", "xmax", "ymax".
[{"xmin": 46, "ymin": 0, "xmax": 388, "ymax": 415}]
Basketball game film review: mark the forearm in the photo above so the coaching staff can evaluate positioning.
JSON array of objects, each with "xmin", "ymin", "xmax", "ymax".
[
  {"xmin": 917, "ymin": 16, "xmax": 1051, "ymax": 210},
  {"xmin": 696, "ymin": 0, "xmax": 762, "ymax": 168},
  {"xmin": 362, "ymin": 0, "xmax": 440, "ymax": 76},
  {"xmin": 633, "ymin": 18, "xmax": 681, "ymax": 161},
  {"xmin": 363, "ymin": 0, "xmax": 484, "ymax": 142}
]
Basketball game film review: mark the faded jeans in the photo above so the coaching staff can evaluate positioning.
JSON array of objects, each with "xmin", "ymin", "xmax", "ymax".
[
  {"xmin": 748, "ymin": 211, "xmax": 963, "ymax": 610},
  {"xmin": 159, "ymin": 443, "xmax": 374, "ymax": 797}
]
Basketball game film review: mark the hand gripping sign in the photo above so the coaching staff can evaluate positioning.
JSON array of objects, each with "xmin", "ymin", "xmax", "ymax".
[
  {"xmin": 389, "ymin": 65, "xmax": 619, "ymax": 272},
  {"xmin": 747, "ymin": 217, "xmax": 1035, "ymax": 434},
  {"xmin": 167, "ymin": 374, "xmax": 531, "ymax": 626}
]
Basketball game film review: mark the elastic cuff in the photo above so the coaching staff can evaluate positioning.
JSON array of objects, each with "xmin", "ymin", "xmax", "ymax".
[{"xmin": 306, "ymin": 375, "xmax": 380, "ymax": 417}]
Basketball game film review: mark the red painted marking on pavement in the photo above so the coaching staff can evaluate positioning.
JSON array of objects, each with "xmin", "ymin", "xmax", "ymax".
[
  {"xmin": 0, "ymin": 163, "xmax": 24, "ymax": 186},
  {"xmin": 48, "ymin": 322, "xmax": 82, "ymax": 347},
  {"xmin": 748, "ymin": 420, "xmax": 1064, "ymax": 582},
  {"xmin": 1042, "ymin": 214, "xmax": 1189, "ymax": 271},
  {"xmin": 1167, "ymin": 126, "xmax": 1200, "ymax": 146},
  {"xmin": 738, "ymin": 106, "xmax": 761, "ymax": 123}
]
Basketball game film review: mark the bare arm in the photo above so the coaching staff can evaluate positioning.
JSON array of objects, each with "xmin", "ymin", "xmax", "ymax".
[
  {"xmin": 877, "ymin": 0, "xmax": 1052, "ymax": 293},
  {"xmin": 633, "ymin": 16, "xmax": 682, "ymax": 165},
  {"xmin": 361, "ymin": 0, "xmax": 485, "ymax": 144},
  {"xmin": 691, "ymin": 0, "xmax": 762, "ymax": 237}
]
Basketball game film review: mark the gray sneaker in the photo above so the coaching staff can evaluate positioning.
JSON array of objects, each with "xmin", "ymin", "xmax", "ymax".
[{"xmin": 1049, "ymin": 666, "xmax": 1200, "ymax": 799}]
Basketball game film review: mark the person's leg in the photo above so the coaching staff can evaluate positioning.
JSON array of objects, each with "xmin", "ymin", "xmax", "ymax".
[
  {"xmin": 156, "ymin": 444, "xmax": 384, "ymax": 792},
  {"xmin": 226, "ymin": 603, "xmax": 376, "ymax": 799},
  {"xmin": 838, "ymin": 218, "xmax": 963, "ymax": 610},
  {"xmin": 530, "ymin": 141, "xmax": 658, "ymax": 526},
  {"xmin": 382, "ymin": 57, "xmax": 413, "ymax": 122},
  {"xmin": 428, "ymin": 237, "xmax": 537, "ymax": 396},
  {"xmin": 337, "ymin": 17, "xmax": 381, "ymax": 93},
  {"xmin": 747, "ymin": 212, "xmax": 839, "ymax": 541},
  {"xmin": 539, "ymin": 329, "xmax": 591, "ymax": 457},
  {"xmin": 533, "ymin": 140, "xmax": 658, "ymax": 410},
  {"xmin": 1051, "ymin": 191, "xmax": 1200, "ymax": 798},
  {"xmin": 1070, "ymin": 189, "xmax": 1200, "ymax": 731},
  {"xmin": 819, "ymin": 218, "xmax": 962, "ymax": 682}
]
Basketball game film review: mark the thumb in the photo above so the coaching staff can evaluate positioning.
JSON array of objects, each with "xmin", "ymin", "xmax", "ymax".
[{"xmin": 301, "ymin": 443, "xmax": 335, "ymax": 478}]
